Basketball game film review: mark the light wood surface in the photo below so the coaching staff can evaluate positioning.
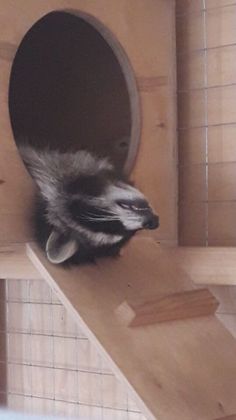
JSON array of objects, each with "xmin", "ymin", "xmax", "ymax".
[
  {"xmin": 3, "ymin": 242, "xmax": 236, "ymax": 286},
  {"xmin": 27, "ymin": 238, "xmax": 236, "ymax": 420},
  {"xmin": 0, "ymin": 244, "xmax": 40, "ymax": 280},
  {"xmin": 214, "ymin": 416, "xmax": 236, "ymax": 420},
  {"xmin": 0, "ymin": 0, "xmax": 177, "ymax": 246},
  {"xmin": 118, "ymin": 289, "xmax": 219, "ymax": 327},
  {"xmin": 162, "ymin": 246, "xmax": 236, "ymax": 286}
]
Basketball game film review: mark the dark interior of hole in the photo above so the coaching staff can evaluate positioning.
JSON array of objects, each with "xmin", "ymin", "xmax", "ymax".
[{"xmin": 9, "ymin": 11, "xmax": 131, "ymax": 171}]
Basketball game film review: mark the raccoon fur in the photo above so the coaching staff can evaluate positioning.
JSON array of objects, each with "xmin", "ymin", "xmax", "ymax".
[{"xmin": 20, "ymin": 146, "xmax": 159, "ymax": 265}]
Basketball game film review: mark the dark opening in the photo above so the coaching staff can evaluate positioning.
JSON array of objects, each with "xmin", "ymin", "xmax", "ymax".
[{"xmin": 9, "ymin": 11, "xmax": 139, "ymax": 172}]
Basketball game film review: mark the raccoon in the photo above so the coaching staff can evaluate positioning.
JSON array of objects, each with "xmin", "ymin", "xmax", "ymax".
[{"xmin": 20, "ymin": 146, "xmax": 159, "ymax": 265}]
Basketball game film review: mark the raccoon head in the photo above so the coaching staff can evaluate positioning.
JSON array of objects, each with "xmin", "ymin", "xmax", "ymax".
[
  {"xmin": 66, "ymin": 175, "xmax": 159, "ymax": 234},
  {"xmin": 47, "ymin": 174, "xmax": 159, "ymax": 263},
  {"xmin": 20, "ymin": 146, "xmax": 159, "ymax": 264}
]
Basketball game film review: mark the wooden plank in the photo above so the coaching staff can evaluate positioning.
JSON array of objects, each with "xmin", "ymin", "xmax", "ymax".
[
  {"xmin": 177, "ymin": 2, "xmax": 236, "ymax": 250},
  {"xmin": 207, "ymin": 1, "xmax": 236, "ymax": 8},
  {"xmin": 0, "ymin": 0, "xmax": 177, "ymax": 246},
  {"xmin": 208, "ymin": 202, "xmax": 236, "ymax": 246},
  {"xmin": 217, "ymin": 314, "xmax": 236, "ymax": 339},
  {"xmin": 179, "ymin": 202, "xmax": 207, "ymax": 246},
  {"xmin": 179, "ymin": 125, "xmax": 236, "ymax": 166},
  {"xmin": 208, "ymin": 85, "xmax": 236, "ymax": 126},
  {"xmin": 206, "ymin": 5, "xmax": 236, "ymax": 49},
  {"xmin": 208, "ymin": 163, "xmax": 236, "ymax": 201},
  {"xmin": 137, "ymin": 76, "xmax": 168, "ymax": 91},
  {"xmin": 0, "ymin": 244, "xmax": 40, "ymax": 279},
  {"xmin": 177, "ymin": 50, "xmax": 205, "ymax": 90},
  {"xmin": 210, "ymin": 286, "xmax": 236, "ymax": 314},
  {"xmin": 117, "ymin": 289, "xmax": 219, "ymax": 327},
  {"xmin": 178, "ymin": 127, "xmax": 206, "ymax": 165},
  {"xmin": 207, "ymin": 45, "xmax": 236, "ymax": 87},
  {"xmin": 177, "ymin": 46, "xmax": 236, "ymax": 90},
  {"xmin": 179, "ymin": 86, "xmax": 236, "ymax": 128},
  {"xmin": 27, "ymin": 238, "xmax": 236, "ymax": 420},
  {"xmin": 178, "ymin": 90, "xmax": 205, "ymax": 128},
  {"xmin": 179, "ymin": 164, "xmax": 207, "ymax": 202},
  {"xmin": 176, "ymin": 0, "xmax": 203, "ymax": 16},
  {"xmin": 208, "ymin": 125, "xmax": 236, "ymax": 164},
  {"xmin": 163, "ymin": 246, "xmax": 236, "ymax": 285},
  {"xmin": 0, "ymin": 41, "xmax": 17, "ymax": 62},
  {"xmin": 176, "ymin": 12, "xmax": 205, "ymax": 53}
]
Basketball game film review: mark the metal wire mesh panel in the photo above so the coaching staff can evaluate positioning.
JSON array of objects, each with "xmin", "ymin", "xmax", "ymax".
[
  {"xmin": 6, "ymin": 278, "xmax": 146, "ymax": 420},
  {"xmin": 177, "ymin": 0, "xmax": 236, "ymax": 246}
]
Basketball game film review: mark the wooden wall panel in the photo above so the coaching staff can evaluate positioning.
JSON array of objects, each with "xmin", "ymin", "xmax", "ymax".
[
  {"xmin": 207, "ymin": 86, "xmax": 236, "ymax": 125},
  {"xmin": 208, "ymin": 203, "xmax": 236, "ymax": 246},
  {"xmin": 179, "ymin": 128, "xmax": 205, "ymax": 164},
  {"xmin": 178, "ymin": 47, "xmax": 236, "ymax": 89},
  {"xmin": 206, "ymin": 5, "xmax": 236, "ymax": 48},
  {"xmin": 178, "ymin": 90, "xmax": 206, "ymax": 128},
  {"xmin": 206, "ymin": 1, "xmax": 236, "ymax": 8},
  {"xmin": 207, "ymin": 45, "xmax": 236, "ymax": 86},
  {"xmin": 177, "ymin": 51, "xmax": 205, "ymax": 90},
  {"xmin": 179, "ymin": 165, "xmax": 207, "ymax": 202},
  {"xmin": 176, "ymin": 12, "xmax": 205, "ymax": 52},
  {"xmin": 176, "ymin": 0, "xmax": 203, "ymax": 15},
  {"xmin": 0, "ymin": 0, "xmax": 177, "ymax": 246},
  {"xmin": 179, "ymin": 202, "xmax": 207, "ymax": 246},
  {"xmin": 208, "ymin": 163, "xmax": 236, "ymax": 201},
  {"xmin": 208, "ymin": 125, "xmax": 236, "ymax": 162}
]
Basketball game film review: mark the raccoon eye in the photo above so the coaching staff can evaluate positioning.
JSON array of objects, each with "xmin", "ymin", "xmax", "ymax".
[
  {"xmin": 117, "ymin": 200, "xmax": 150, "ymax": 211},
  {"xmin": 130, "ymin": 205, "xmax": 139, "ymax": 211},
  {"xmin": 117, "ymin": 201, "xmax": 132, "ymax": 210},
  {"xmin": 131, "ymin": 205, "xmax": 150, "ymax": 211}
]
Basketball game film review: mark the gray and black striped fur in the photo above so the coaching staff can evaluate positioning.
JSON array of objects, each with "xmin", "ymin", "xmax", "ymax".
[{"xmin": 20, "ymin": 146, "xmax": 159, "ymax": 265}]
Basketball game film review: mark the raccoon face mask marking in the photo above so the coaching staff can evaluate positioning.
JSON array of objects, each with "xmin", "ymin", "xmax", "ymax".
[{"xmin": 20, "ymin": 146, "xmax": 159, "ymax": 265}]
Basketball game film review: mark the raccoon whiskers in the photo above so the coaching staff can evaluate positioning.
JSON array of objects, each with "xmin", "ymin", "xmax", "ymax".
[
  {"xmin": 79, "ymin": 211, "xmax": 121, "ymax": 222},
  {"xmin": 20, "ymin": 146, "xmax": 159, "ymax": 265},
  {"xmin": 79, "ymin": 216, "xmax": 122, "ymax": 222}
]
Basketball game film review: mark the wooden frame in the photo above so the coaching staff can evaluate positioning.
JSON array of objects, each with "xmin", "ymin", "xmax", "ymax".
[
  {"xmin": 26, "ymin": 239, "xmax": 236, "ymax": 420},
  {"xmin": 2, "ymin": 2, "xmax": 236, "ymax": 420},
  {"xmin": 0, "ymin": 0, "xmax": 177, "ymax": 247}
]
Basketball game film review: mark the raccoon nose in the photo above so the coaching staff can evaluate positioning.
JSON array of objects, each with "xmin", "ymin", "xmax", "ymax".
[{"xmin": 143, "ymin": 214, "xmax": 159, "ymax": 230}]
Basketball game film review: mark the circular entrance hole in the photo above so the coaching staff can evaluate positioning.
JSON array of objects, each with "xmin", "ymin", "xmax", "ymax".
[{"xmin": 9, "ymin": 11, "xmax": 140, "ymax": 173}]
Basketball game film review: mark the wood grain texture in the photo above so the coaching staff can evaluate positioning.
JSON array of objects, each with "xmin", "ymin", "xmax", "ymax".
[
  {"xmin": 206, "ymin": 5, "xmax": 236, "ymax": 49},
  {"xmin": 209, "ymin": 286, "xmax": 236, "ymax": 314},
  {"xmin": 117, "ymin": 289, "xmax": 219, "ymax": 327},
  {"xmin": 0, "ymin": 0, "xmax": 177, "ymax": 245},
  {"xmin": 0, "ymin": 244, "xmax": 40, "ymax": 279},
  {"xmin": 162, "ymin": 246, "xmax": 236, "ymax": 286},
  {"xmin": 217, "ymin": 314, "xmax": 236, "ymax": 339},
  {"xmin": 27, "ymin": 238, "xmax": 236, "ymax": 420},
  {"xmin": 0, "ymin": 41, "xmax": 17, "ymax": 61}
]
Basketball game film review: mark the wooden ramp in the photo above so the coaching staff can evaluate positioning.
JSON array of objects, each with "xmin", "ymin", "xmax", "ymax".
[{"xmin": 26, "ymin": 238, "xmax": 236, "ymax": 420}]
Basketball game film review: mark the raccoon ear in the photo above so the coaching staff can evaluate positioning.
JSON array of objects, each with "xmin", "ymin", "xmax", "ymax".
[{"xmin": 46, "ymin": 230, "xmax": 78, "ymax": 264}]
